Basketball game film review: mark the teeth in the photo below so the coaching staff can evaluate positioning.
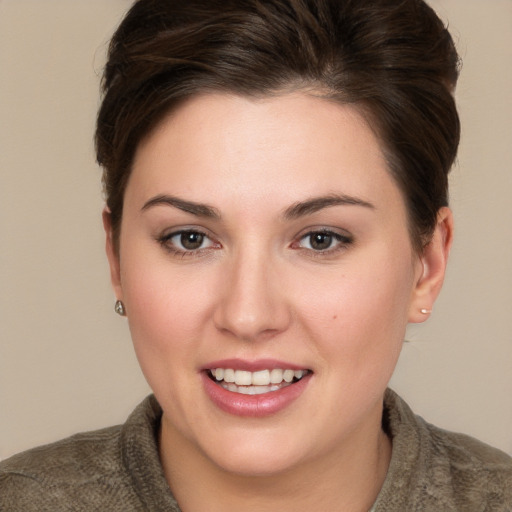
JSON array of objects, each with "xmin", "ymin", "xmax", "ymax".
[
  {"xmin": 252, "ymin": 370, "xmax": 270, "ymax": 385},
  {"xmin": 234, "ymin": 370, "xmax": 252, "ymax": 386},
  {"xmin": 221, "ymin": 383, "xmax": 285, "ymax": 395},
  {"xmin": 224, "ymin": 368, "xmax": 235, "ymax": 383},
  {"xmin": 283, "ymin": 369, "xmax": 294, "ymax": 383},
  {"xmin": 270, "ymin": 369, "xmax": 283, "ymax": 384},
  {"xmin": 210, "ymin": 367, "xmax": 308, "ymax": 388}
]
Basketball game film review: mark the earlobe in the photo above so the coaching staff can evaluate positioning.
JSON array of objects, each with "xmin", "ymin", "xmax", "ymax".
[
  {"xmin": 102, "ymin": 207, "xmax": 123, "ymax": 300},
  {"xmin": 408, "ymin": 207, "xmax": 453, "ymax": 323}
]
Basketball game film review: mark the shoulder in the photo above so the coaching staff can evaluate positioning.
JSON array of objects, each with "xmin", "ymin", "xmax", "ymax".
[
  {"xmin": 0, "ymin": 395, "xmax": 167, "ymax": 511},
  {"xmin": 0, "ymin": 424, "xmax": 122, "ymax": 478},
  {"xmin": 0, "ymin": 425, "xmax": 133, "ymax": 511},
  {"xmin": 422, "ymin": 417, "xmax": 512, "ymax": 507},
  {"xmin": 377, "ymin": 389, "xmax": 512, "ymax": 511}
]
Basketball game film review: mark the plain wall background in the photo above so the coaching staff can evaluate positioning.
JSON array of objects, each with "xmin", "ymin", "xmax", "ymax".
[{"xmin": 1, "ymin": 0, "xmax": 511, "ymax": 460}]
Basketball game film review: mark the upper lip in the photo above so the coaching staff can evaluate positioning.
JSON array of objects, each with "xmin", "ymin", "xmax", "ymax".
[{"xmin": 200, "ymin": 358, "xmax": 310, "ymax": 372}]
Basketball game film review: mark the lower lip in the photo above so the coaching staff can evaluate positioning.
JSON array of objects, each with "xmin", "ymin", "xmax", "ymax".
[{"xmin": 201, "ymin": 372, "xmax": 312, "ymax": 417}]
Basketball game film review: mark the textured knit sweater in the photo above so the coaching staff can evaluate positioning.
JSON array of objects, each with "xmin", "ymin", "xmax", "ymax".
[{"xmin": 1, "ymin": 390, "xmax": 511, "ymax": 511}]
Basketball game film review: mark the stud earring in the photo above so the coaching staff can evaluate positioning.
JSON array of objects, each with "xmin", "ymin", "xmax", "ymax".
[
  {"xmin": 420, "ymin": 308, "xmax": 432, "ymax": 314},
  {"xmin": 115, "ymin": 300, "xmax": 126, "ymax": 316}
]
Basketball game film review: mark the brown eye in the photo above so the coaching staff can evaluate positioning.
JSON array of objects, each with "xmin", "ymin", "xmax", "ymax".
[
  {"xmin": 161, "ymin": 230, "xmax": 215, "ymax": 253},
  {"xmin": 309, "ymin": 233, "xmax": 333, "ymax": 250},
  {"xmin": 180, "ymin": 231, "xmax": 204, "ymax": 250},
  {"xmin": 296, "ymin": 230, "xmax": 353, "ymax": 253}
]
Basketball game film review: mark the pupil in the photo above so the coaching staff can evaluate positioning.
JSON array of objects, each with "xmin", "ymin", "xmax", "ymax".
[
  {"xmin": 311, "ymin": 233, "xmax": 332, "ymax": 250},
  {"xmin": 181, "ymin": 232, "xmax": 203, "ymax": 250}
]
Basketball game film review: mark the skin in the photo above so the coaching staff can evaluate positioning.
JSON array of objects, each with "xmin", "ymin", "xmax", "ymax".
[{"xmin": 104, "ymin": 92, "xmax": 452, "ymax": 511}]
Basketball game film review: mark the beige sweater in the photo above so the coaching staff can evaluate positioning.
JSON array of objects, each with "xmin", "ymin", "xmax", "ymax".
[{"xmin": 1, "ymin": 390, "xmax": 511, "ymax": 511}]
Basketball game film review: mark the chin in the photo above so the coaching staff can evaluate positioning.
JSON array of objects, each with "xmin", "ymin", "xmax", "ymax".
[{"xmin": 207, "ymin": 442, "xmax": 307, "ymax": 478}]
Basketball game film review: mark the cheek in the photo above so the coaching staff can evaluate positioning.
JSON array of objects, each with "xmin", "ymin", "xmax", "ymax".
[
  {"xmin": 119, "ymin": 253, "xmax": 216, "ymax": 376},
  {"xmin": 294, "ymin": 249, "xmax": 414, "ymax": 364}
]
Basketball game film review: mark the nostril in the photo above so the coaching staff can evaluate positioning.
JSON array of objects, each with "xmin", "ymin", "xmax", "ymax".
[{"xmin": 212, "ymin": 264, "xmax": 292, "ymax": 340}]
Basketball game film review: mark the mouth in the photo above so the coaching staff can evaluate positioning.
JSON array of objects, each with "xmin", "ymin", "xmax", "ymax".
[{"xmin": 207, "ymin": 368, "xmax": 312, "ymax": 395}]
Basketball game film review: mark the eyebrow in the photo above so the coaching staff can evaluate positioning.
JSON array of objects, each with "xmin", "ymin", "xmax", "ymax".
[
  {"xmin": 141, "ymin": 193, "xmax": 374, "ymax": 220},
  {"xmin": 283, "ymin": 194, "xmax": 375, "ymax": 219},
  {"xmin": 141, "ymin": 194, "xmax": 221, "ymax": 219}
]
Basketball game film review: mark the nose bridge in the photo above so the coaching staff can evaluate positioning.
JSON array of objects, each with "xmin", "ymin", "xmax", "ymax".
[{"xmin": 214, "ymin": 242, "xmax": 290, "ymax": 341}]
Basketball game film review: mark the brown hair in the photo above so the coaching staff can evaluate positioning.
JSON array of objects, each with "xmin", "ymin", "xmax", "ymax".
[{"xmin": 95, "ymin": 0, "xmax": 460, "ymax": 252}]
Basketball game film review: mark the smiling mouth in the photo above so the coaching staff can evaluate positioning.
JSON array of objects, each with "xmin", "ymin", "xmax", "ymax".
[{"xmin": 208, "ymin": 368, "xmax": 311, "ymax": 395}]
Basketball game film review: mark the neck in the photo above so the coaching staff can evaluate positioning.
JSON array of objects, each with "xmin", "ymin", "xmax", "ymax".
[{"xmin": 159, "ymin": 408, "xmax": 391, "ymax": 512}]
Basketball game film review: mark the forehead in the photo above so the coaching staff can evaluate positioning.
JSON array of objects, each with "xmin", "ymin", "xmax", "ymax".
[{"xmin": 128, "ymin": 92, "xmax": 403, "ymax": 215}]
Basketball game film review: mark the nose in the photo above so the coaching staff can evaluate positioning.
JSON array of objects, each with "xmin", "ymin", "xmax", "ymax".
[{"xmin": 213, "ymin": 248, "xmax": 292, "ymax": 342}]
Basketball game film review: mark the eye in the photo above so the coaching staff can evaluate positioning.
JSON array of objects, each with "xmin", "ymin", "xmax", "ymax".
[
  {"xmin": 158, "ymin": 229, "xmax": 217, "ymax": 254},
  {"xmin": 302, "ymin": 232, "xmax": 335, "ymax": 251},
  {"xmin": 296, "ymin": 230, "xmax": 353, "ymax": 252},
  {"xmin": 174, "ymin": 231, "xmax": 210, "ymax": 250}
]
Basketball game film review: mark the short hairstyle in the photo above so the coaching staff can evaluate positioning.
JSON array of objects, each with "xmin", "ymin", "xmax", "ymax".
[{"xmin": 95, "ymin": 0, "xmax": 460, "ymax": 252}]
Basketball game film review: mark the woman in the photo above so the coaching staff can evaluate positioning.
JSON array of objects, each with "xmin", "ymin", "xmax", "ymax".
[{"xmin": 1, "ymin": 0, "xmax": 511, "ymax": 510}]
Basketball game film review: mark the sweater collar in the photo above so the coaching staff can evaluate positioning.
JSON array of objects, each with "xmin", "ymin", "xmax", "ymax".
[{"xmin": 120, "ymin": 395, "xmax": 181, "ymax": 511}]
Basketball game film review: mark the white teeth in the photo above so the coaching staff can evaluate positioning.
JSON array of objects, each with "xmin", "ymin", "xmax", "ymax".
[
  {"xmin": 238, "ymin": 385, "xmax": 268, "ymax": 395},
  {"xmin": 270, "ymin": 369, "xmax": 284, "ymax": 384},
  {"xmin": 210, "ymin": 367, "xmax": 308, "ymax": 392},
  {"xmin": 283, "ymin": 369, "xmax": 294, "ymax": 383},
  {"xmin": 223, "ymin": 368, "xmax": 235, "ymax": 383},
  {"xmin": 234, "ymin": 370, "xmax": 252, "ymax": 386},
  {"xmin": 252, "ymin": 370, "xmax": 270, "ymax": 385},
  {"xmin": 220, "ymin": 383, "xmax": 285, "ymax": 395}
]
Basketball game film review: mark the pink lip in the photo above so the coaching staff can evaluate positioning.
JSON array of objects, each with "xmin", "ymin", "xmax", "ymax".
[
  {"xmin": 201, "ymin": 358, "xmax": 308, "ymax": 372},
  {"xmin": 201, "ymin": 368, "xmax": 312, "ymax": 418}
]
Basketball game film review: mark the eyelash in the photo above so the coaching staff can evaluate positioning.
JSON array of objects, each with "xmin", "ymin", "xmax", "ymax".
[
  {"xmin": 157, "ymin": 229, "xmax": 219, "ymax": 258},
  {"xmin": 157, "ymin": 228, "xmax": 353, "ymax": 259},
  {"xmin": 293, "ymin": 229, "xmax": 354, "ymax": 257}
]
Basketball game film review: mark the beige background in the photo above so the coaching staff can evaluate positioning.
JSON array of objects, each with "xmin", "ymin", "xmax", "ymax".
[{"xmin": 1, "ymin": 0, "xmax": 511, "ymax": 460}]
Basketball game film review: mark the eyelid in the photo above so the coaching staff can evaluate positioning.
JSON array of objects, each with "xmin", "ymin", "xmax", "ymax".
[
  {"xmin": 169, "ymin": 231, "xmax": 214, "ymax": 250},
  {"xmin": 294, "ymin": 225, "xmax": 353, "ymax": 242},
  {"xmin": 157, "ymin": 226, "xmax": 221, "ymax": 257},
  {"xmin": 290, "ymin": 226, "xmax": 354, "ymax": 255},
  {"xmin": 158, "ymin": 224, "xmax": 218, "ymax": 241}
]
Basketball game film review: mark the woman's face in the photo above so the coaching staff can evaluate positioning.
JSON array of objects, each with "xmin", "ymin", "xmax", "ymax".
[{"xmin": 107, "ymin": 92, "xmax": 433, "ymax": 476}]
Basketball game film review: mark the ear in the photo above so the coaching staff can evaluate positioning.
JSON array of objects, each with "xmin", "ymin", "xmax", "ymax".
[
  {"xmin": 408, "ymin": 206, "xmax": 453, "ymax": 323},
  {"xmin": 102, "ymin": 207, "xmax": 123, "ymax": 301}
]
